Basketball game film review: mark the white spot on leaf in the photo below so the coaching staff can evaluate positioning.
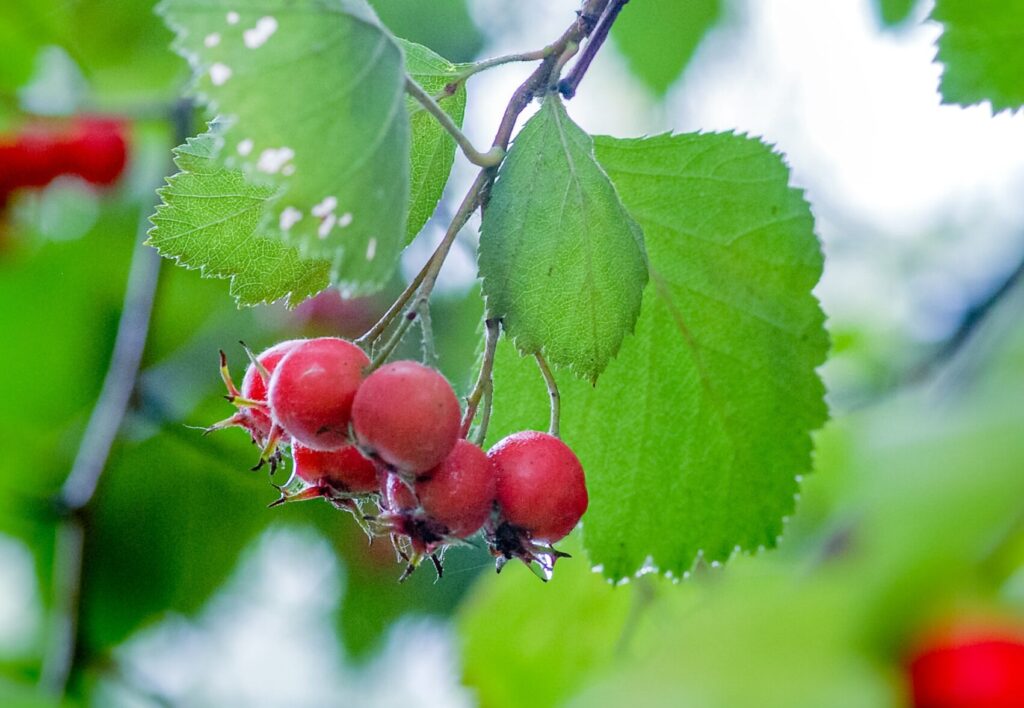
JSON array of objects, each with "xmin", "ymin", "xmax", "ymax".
[
  {"xmin": 311, "ymin": 196, "xmax": 337, "ymax": 219},
  {"xmin": 237, "ymin": 139, "xmax": 254, "ymax": 157},
  {"xmin": 243, "ymin": 16, "xmax": 278, "ymax": 49},
  {"xmin": 209, "ymin": 63, "xmax": 232, "ymax": 86},
  {"xmin": 256, "ymin": 147, "xmax": 294, "ymax": 174},
  {"xmin": 279, "ymin": 207, "xmax": 302, "ymax": 231},
  {"xmin": 204, "ymin": 33, "xmax": 221, "ymax": 48},
  {"xmin": 338, "ymin": 212, "xmax": 353, "ymax": 228},
  {"xmin": 365, "ymin": 238, "xmax": 377, "ymax": 260},
  {"xmin": 318, "ymin": 213, "xmax": 337, "ymax": 239},
  {"xmin": 226, "ymin": 11, "xmax": 240, "ymax": 25}
]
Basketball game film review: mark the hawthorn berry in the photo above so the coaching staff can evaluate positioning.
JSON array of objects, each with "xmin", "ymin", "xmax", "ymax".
[
  {"xmin": 485, "ymin": 431, "xmax": 587, "ymax": 575},
  {"xmin": 489, "ymin": 431, "xmax": 587, "ymax": 543},
  {"xmin": 0, "ymin": 117, "xmax": 128, "ymax": 199},
  {"xmin": 906, "ymin": 617, "xmax": 1024, "ymax": 708},
  {"xmin": 352, "ymin": 360, "xmax": 461, "ymax": 475},
  {"xmin": 268, "ymin": 337, "xmax": 369, "ymax": 451},
  {"xmin": 293, "ymin": 443, "xmax": 379, "ymax": 496},
  {"xmin": 384, "ymin": 439, "xmax": 496, "ymax": 542},
  {"xmin": 66, "ymin": 117, "xmax": 129, "ymax": 186}
]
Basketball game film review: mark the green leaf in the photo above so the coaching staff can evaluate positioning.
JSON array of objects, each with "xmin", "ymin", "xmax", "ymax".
[
  {"xmin": 459, "ymin": 536, "xmax": 634, "ymax": 708},
  {"xmin": 369, "ymin": 0, "xmax": 483, "ymax": 63},
  {"xmin": 932, "ymin": 0, "xmax": 1024, "ymax": 112},
  {"xmin": 148, "ymin": 132, "xmax": 331, "ymax": 307},
  {"xmin": 487, "ymin": 132, "xmax": 828, "ymax": 580},
  {"xmin": 401, "ymin": 40, "xmax": 467, "ymax": 243},
  {"xmin": 612, "ymin": 0, "xmax": 721, "ymax": 96},
  {"xmin": 478, "ymin": 94, "xmax": 648, "ymax": 382},
  {"xmin": 873, "ymin": 0, "xmax": 918, "ymax": 26},
  {"xmin": 159, "ymin": 0, "xmax": 410, "ymax": 294}
]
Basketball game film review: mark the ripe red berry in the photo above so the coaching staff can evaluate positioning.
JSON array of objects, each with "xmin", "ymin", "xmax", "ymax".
[
  {"xmin": 293, "ymin": 443, "xmax": 379, "ymax": 495},
  {"xmin": 0, "ymin": 118, "xmax": 128, "ymax": 199},
  {"xmin": 268, "ymin": 337, "xmax": 369, "ymax": 451},
  {"xmin": 238, "ymin": 339, "xmax": 302, "ymax": 438},
  {"xmin": 67, "ymin": 118, "xmax": 128, "ymax": 186},
  {"xmin": 907, "ymin": 617, "xmax": 1024, "ymax": 708},
  {"xmin": 385, "ymin": 440, "xmax": 495, "ymax": 539},
  {"xmin": 489, "ymin": 431, "xmax": 588, "ymax": 543},
  {"xmin": 0, "ymin": 130, "xmax": 63, "ymax": 193},
  {"xmin": 352, "ymin": 360, "xmax": 461, "ymax": 475}
]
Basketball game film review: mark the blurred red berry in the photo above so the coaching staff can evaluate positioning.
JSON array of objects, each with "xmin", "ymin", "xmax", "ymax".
[{"xmin": 907, "ymin": 617, "xmax": 1024, "ymax": 708}]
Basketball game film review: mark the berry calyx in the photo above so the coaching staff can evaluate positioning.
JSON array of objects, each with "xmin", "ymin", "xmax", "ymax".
[
  {"xmin": 293, "ymin": 443, "xmax": 379, "ymax": 496},
  {"xmin": 238, "ymin": 339, "xmax": 302, "ymax": 438},
  {"xmin": 352, "ymin": 360, "xmax": 461, "ymax": 475},
  {"xmin": 485, "ymin": 431, "xmax": 587, "ymax": 576},
  {"xmin": 209, "ymin": 340, "xmax": 302, "ymax": 445},
  {"xmin": 268, "ymin": 337, "xmax": 369, "ymax": 451},
  {"xmin": 906, "ymin": 617, "xmax": 1024, "ymax": 708}
]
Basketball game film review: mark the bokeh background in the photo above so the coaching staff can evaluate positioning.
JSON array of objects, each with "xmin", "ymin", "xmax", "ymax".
[{"xmin": 2, "ymin": 0, "xmax": 1023, "ymax": 706}]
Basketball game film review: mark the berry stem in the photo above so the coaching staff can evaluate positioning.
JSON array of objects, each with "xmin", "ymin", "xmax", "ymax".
[
  {"xmin": 417, "ymin": 299, "xmax": 439, "ymax": 368},
  {"xmin": 368, "ymin": 306, "xmax": 419, "ymax": 371},
  {"xmin": 405, "ymin": 77, "xmax": 505, "ymax": 167},
  {"xmin": 359, "ymin": 0, "xmax": 610, "ymax": 360},
  {"xmin": 448, "ymin": 46, "xmax": 558, "ymax": 90},
  {"xmin": 534, "ymin": 351, "xmax": 561, "ymax": 438},
  {"xmin": 356, "ymin": 171, "xmax": 485, "ymax": 350},
  {"xmin": 473, "ymin": 382, "xmax": 494, "ymax": 448},
  {"xmin": 461, "ymin": 318, "xmax": 501, "ymax": 438}
]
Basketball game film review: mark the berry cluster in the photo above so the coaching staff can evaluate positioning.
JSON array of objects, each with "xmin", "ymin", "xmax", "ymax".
[
  {"xmin": 0, "ymin": 117, "xmax": 128, "ymax": 209},
  {"xmin": 212, "ymin": 337, "xmax": 588, "ymax": 580}
]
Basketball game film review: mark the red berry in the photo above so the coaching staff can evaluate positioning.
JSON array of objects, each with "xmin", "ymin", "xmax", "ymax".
[
  {"xmin": 907, "ymin": 618, "xmax": 1024, "ymax": 708},
  {"xmin": 268, "ymin": 337, "xmax": 369, "ymax": 451},
  {"xmin": 0, "ymin": 131, "xmax": 62, "ymax": 192},
  {"xmin": 293, "ymin": 443, "xmax": 378, "ymax": 495},
  {"xmin": 352, "ymin": 361, "xmax": 461, "ymax": 475},
  {"xmin": 238, "ymin": 339, "xmax": 303, "ymax": 438},
  {"xmin": 66, "ymin": 118, "xmax": 128, "ymax": 186},
  {"xmin": 489, "ymin": 431, "xmax": 588, "ymax": 543},
  {"xmin": 386, "ymin": 440, "xmax": 495, "ymax": 539}
]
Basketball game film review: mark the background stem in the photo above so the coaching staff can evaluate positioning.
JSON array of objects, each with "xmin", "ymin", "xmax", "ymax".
[{"xmin": 39, "ymin": 101, "xmax": 191, "ymax": 698}]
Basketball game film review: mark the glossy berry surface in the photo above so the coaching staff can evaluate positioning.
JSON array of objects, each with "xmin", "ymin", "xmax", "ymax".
[
  {"xmin": 293, "ymin": 443, "xmax": 379, "ymax": 495},
  {"xmin": 240, "ymin": 339, "xmax": 302, "ymax": 437},
  {"xmin": 269, "ymin": 337, "xmax": 369, "ymax": 451},
  {"xmin": 386, "ymin": 440, "xmax": 496, "ymax": 538},
  {"xmin": 907, "ymin": 618, "xmax": 1024, "ymax": 708},
  {"xmin": 489, "ymin": 431, "xmax": 588, "ymax": 543},
  {"xmin": 352, "ymin": 360, "xmax": 461, "ymax": 474}
]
